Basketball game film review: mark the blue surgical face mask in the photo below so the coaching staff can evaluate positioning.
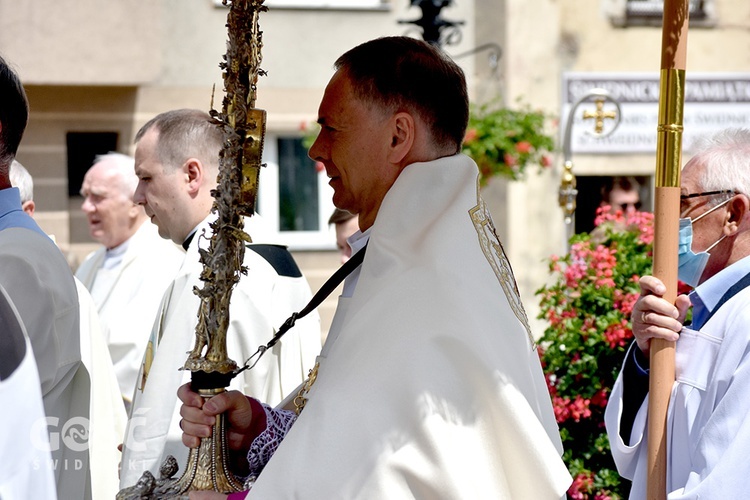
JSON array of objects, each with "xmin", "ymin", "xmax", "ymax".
[{"xmin": 677, "ymin": 198, "xmax": 731, "ymax": 287}]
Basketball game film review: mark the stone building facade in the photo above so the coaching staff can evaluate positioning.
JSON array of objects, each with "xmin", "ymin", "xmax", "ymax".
[{"xmin": 2, "ymin": 0, "xmax": 748, "ymax": 334}]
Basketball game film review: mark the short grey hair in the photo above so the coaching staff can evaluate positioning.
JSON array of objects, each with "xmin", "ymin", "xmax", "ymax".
[
  {"xmin": 92, "ymin": 152, "xmax": 137, "ymax": 198},
  {"xmin": 687, "ymin": 128, "xmax": 750, "ymax": 206},
  {"xmin": 9, "ymin": 159, "xmax": 33, "ymax": 203}
]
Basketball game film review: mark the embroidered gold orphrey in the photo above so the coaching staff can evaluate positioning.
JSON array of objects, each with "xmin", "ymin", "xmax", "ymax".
[
  {"xmin": 469, "ymin": 180, "xmax": 534, "ymax": 346},
  {"xmin": 294, "ymin": 361, "xmax": 320, "ymax": 415}
]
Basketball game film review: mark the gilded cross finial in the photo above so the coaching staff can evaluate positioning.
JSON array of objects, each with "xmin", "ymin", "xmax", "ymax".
[
  {"xmin": 582, "ymin": 97, "xmax": 618, "ymax": 135},
  {"xmin": 559, "ymin": 89, "xmax": 622, "ymax": 243}
]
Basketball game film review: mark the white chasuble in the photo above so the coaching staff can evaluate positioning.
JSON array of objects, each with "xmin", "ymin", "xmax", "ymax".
[{"xmin": 248, "ymin": 154, "xmax": 572, "ymax": 499}]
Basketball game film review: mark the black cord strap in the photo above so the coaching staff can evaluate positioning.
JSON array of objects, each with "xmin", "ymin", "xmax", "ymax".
[{"xmin": 236, "ymin": 244, "xmax": 367, "ymax": 375}]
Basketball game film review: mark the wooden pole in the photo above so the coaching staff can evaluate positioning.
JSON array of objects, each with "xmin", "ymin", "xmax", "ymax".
[{"xmin": 648, "ymin": 1, "xmax": 689, "ymax": 498}]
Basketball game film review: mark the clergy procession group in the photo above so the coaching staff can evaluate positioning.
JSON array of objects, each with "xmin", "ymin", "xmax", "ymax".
[{"xmin": 3, "ymin": 36, "xmax": 750, "ymax": 500}]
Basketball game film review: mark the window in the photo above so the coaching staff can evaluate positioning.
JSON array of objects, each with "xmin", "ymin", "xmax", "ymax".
[
  {"xmin": 627, "ymin": 0, "xmax": 708, "ymax": 20},
  {"xmin": 66, "ymin": 132, "xmax": 118, "ymax": 197},
  {"xmin": 604, "ymin": 0, "xmax": 715, "ymax": 27},
  {"xmin": 277, "ymin": 137, "xmax": 319, "ymax": 232},
  {"xmin": 574, "ymin": 175, "xmax": 651, "ymax": 234},
  {"xmin": 257, "ymin": 135, "xmax": 336, "ymax": 250}
]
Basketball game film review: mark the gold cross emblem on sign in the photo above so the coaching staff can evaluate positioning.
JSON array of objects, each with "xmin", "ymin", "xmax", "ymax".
[{"xmin": 582, "ymin": 97, "xmax": 617, "ymax": 134}]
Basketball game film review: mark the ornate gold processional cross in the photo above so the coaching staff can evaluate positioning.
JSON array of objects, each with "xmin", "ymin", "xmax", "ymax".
[
  {"xmin": 116, "ymin": 1, "xmax": 267, "ymax": 498},
  {"xmin": 175, "ymin": 0, "xmax": 268, "ymax": 493}
]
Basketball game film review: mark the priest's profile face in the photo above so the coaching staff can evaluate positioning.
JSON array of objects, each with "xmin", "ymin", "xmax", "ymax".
[
  {"xmin": 309, "ymin": 69, "xmax": 402, "ymax": 231},
  {"xmin": 133, "ymin": 127, "xmax": 188, "ymax": 244}
]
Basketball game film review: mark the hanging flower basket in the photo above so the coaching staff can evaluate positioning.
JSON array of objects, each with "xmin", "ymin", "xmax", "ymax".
[{"xmin": 462, "ymin": 100, "xmax": 555, "ymax": 184}]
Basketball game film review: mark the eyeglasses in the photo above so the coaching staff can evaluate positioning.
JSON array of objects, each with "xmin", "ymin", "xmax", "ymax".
[
  {"xmin": 680, "ymin": 190, "xmax": 737, "ymax": 217},
  {"xmin": 618, "ymin": 201, "xmax": 642, "ymax": 211},
  {"xmin": 679, "ymin": 190, "xmax": 736, "ymax": 200}
]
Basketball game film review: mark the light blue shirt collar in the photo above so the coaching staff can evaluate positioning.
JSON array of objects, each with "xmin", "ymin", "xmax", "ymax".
[
  {"xmin": 0, "ymin": 187, "xmax": 47, "ymax": 236},
  {"xmin": 690, "ymin": 254, "xmax": 750, "ymax": 329}
]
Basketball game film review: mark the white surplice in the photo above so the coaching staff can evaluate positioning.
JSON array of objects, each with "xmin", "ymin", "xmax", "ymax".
[
  {"xmin": 119, "ymin": 215, "xmax": 321, "ymax": 488},
  {"xmin": 76, "ymin": 221, "xmax": 184, "ymax": 403},
  {"xmin": 0, "ymin": 227, "xmax": 92, "ymax": 500},
  {"xmin": 606, "ymin": 257, "xmax": 750, "ymax": 499},
  {"xmin": 0, "ymin": 283, "xmax": 57, "ymax": 500},
  {"xmin": 247, "ymin": 154, "xmax": 572, "ymax": 499},
  {"xmin": 76, "ymin": 279, "xmax": 128, "ymax": 500}
]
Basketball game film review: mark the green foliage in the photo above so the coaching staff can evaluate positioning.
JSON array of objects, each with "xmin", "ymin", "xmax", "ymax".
[{"xmin": 462, "ymin": 100, "xmax": 556, "ymax": 184}]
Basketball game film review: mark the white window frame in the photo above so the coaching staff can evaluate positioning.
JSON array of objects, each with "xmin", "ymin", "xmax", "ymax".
[
  {"xmin": 603, "ymin": 0, "xmax": 716, "ymax": 27},
  {"xmin": 258, "ymin": 134, "xmax": 337, "ymax": 251}
]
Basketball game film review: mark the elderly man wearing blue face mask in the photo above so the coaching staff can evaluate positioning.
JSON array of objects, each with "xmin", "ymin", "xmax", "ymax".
[{"xmin": 604, "ymin": 128, "xmax": 750, "ymax": 499}]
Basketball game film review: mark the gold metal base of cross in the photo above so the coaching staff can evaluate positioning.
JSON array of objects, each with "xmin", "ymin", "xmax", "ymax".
[{"xmin": 165, "ymin": 388, "xmax": 244, "ymax": 495}]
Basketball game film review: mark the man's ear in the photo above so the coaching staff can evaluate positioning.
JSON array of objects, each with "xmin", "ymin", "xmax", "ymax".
[
  {"xmin": 387, "ymin": 112, "xmax": 415, "ymax": 164},
  {"xmin": 21, "ymin": 200, "xmax": 35, "ymax": 217},
  {"xmin": 128, "ymin": 201, "xmax": 142, "ymax": 220},
  {"xmin": 724, "ymin": 194, "xmax": 749, "ymax": 236},
  {"xmin": 184, "ymin": 158, "xmax": 204, "ymax": 195}
]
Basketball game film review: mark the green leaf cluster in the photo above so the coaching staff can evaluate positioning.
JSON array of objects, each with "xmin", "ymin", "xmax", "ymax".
[{"xmin": 462, "ymin": 100, "xmax": 556, "ymax": 183}]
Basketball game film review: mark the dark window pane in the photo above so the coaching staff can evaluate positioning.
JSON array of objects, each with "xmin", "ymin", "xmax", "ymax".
[
  {"xmin": 66, "ymin": 132, "xmax": 118, "ymax": 197},
  {"xmin": 573, "ymin": 175, "xmax": 651, "ymax": 235},
  {"xmin": 277, "ymin": 137, "xmax": 319, "ymax": 232}
]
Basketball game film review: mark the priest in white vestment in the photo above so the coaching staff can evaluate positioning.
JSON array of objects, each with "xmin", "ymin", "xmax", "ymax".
[
  {"xmin": 178, "ymin": 37, "xmax": 571, "ymax": 500},
  {"xmin": 76, "ymin": 153, "xmax": 184, "ymax": 406},
  {"xmin": 243, "ymin": 155, "xmax": 572, "ymax": 499},
  {"xmin": 605, "ymin": 128, "xmax": 750, "ymax": 499},
  {"xmin": 119, "ymin": 109, "xmax": 321, "ymax": 488}
]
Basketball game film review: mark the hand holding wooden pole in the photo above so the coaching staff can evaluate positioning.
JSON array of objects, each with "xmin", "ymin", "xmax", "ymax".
[{"xmin": 648, "ymin": 1, "xmax": 689, "ymax": 498}]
